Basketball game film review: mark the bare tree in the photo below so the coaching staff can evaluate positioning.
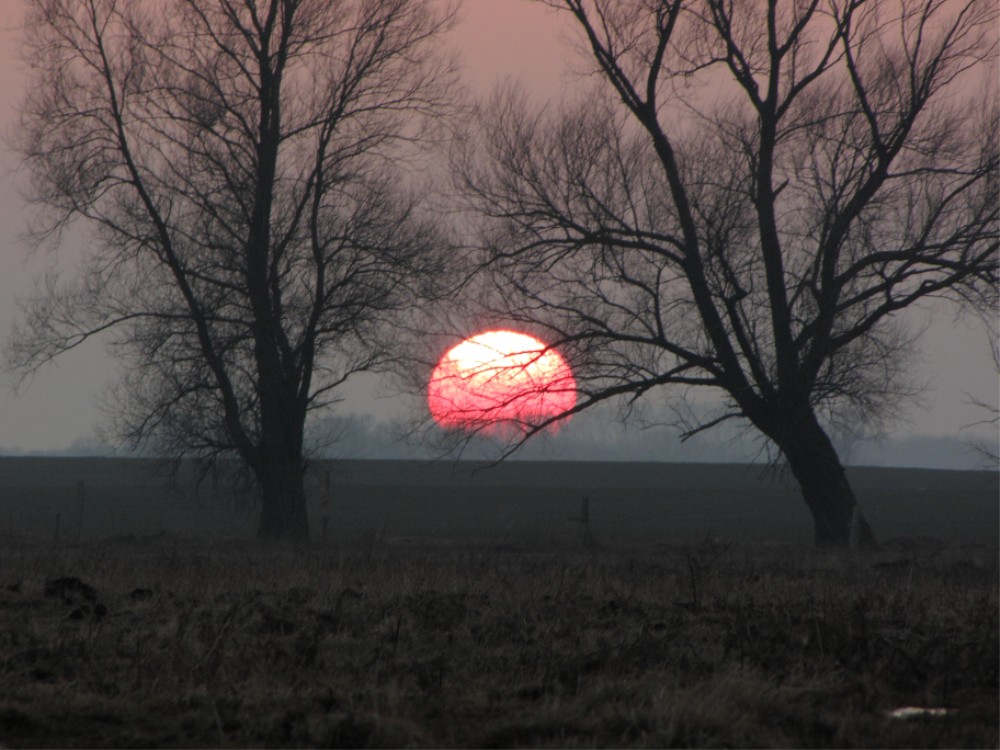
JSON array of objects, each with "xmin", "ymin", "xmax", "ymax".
[
  {"xmin": 962, "ymin": 312, "xmax": 999, "ymax": 466},
  {"xmin": 9, "ymin": 0, "xmax": 456, "ymax": 540},
  {"xmin": 455, "ymin": 0, "xmax": 998, "ymax": 546}
]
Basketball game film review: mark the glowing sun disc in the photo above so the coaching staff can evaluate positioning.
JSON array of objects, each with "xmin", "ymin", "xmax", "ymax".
[{"xmin": 428, "ymin": 330, "xmax": 576, "ymax": 432}]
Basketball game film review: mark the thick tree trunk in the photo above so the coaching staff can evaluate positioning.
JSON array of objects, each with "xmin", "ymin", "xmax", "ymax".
[
  {"xmin": 772, "ymin": 410, "xmax": 876, "ymax": 548},
  {"xmin": 247, "ymin": 364, "xmax": 310, "ymax": 541},
  {"xmin": 255, "ymin": 451, "xmax": 310, "ymax": 541},
  {"xmin": 251, "ymin": 403, "xmax": 311, "ymax": 541}
]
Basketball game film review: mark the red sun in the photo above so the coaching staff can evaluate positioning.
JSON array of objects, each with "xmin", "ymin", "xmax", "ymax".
[{"xmin": 428, "ymin": 330, "xmax": 577, "ymax": 432}]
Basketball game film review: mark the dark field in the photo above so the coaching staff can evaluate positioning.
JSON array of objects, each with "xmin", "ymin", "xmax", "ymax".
[
  {"xmin": 0, "ymin": 538, "xmax": 995, "ymax": 748},
  {"xmin": 0, "ymin": 458, "xmax": 996, "ymax": 747},
  {"xmin": 0, "ymin": 458, "xmax": 997, "ymax": 546}
]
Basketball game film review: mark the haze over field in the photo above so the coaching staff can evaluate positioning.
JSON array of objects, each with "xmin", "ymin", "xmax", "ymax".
[{"xmin": 0, "ymin": 0, "xmax": 995, "ymax": 464}]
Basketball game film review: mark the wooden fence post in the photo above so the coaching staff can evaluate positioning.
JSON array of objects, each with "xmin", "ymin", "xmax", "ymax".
[
  {"xmin": 75, "ymin": 481, "xmax": 87, "ymax": 541},
  {"xmin": 569, "ymin": 496, "xmax": 596, "ymax": 548},
  {"xmin": 322, "ymin": 470, "xmax": 332, "ymax": 543},
  {"xmin": 849, "ymin": 504, "xmax": 860, "ymax": 549}
]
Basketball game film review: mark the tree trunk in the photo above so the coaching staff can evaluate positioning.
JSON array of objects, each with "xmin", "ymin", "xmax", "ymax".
[
  {"xmin": 254, "ymin": 449, "xmax": 310, "ymax": 542},
  {"xmin": 772, "ymin": 410, "xmax": 876, "ymax": 548}
]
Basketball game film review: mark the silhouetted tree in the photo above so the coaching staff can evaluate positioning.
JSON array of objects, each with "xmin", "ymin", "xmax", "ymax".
[
  {"xmin": 9, "ymin": 0, "xmax": 456, "ymax": 540},
  {"xmin": 455, "ymin": 0, "xmax": 998, "ymax": 546},
  {"xmin": 962, "ymin": 313, "xmax": 999, "ymax": 466}
]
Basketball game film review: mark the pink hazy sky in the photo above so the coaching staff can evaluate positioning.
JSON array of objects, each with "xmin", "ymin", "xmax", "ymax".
[{"xmin": 0, "ymin": 0, "xmax": 994, "ymax": 455}]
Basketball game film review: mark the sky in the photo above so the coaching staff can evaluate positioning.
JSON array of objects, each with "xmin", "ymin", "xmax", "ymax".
[{"xmin": 0, "ymin": 0, "xmax": 995, "ymax": 462}]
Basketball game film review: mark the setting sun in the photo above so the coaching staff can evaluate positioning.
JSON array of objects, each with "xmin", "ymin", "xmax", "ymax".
[{"xmin": 428, "ymin": 330, "xmax": 576, "ymax": 432}]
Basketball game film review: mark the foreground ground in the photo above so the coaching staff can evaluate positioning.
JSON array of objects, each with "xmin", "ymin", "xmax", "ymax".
[{"xmin": 0, "ymin": 537, "xmax": 995, "ymax": 748}]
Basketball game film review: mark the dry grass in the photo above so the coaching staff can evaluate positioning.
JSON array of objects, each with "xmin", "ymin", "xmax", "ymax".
[{"xmin": 0, "ymin": 536, "xmax": 995, "ymax": 748}]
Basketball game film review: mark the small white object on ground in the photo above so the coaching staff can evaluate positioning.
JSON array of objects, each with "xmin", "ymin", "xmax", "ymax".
[{"xmin": 885, "ymin": 707, "xmax": 954, "ymax": 720}]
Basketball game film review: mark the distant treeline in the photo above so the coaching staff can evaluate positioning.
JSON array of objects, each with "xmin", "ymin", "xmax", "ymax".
[{"xmin": 5, "ymin": 410, "xmax": 994, "ymax": 472}]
